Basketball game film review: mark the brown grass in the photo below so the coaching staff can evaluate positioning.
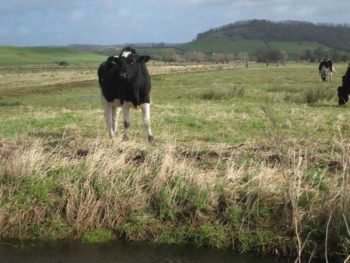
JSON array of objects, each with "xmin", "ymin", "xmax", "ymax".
[{"xmin": 0, "ymin": 136, "xmax": 349, "ymax": 260}]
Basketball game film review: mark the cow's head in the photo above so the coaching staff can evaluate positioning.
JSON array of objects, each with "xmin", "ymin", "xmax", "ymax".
[
  {"xmin": 118, "ymin": 54, "xmax": 151, "ymax": 81},
  {"xmin": 119, "ymin": 47, "xmax": 136, "ymax": 58}
]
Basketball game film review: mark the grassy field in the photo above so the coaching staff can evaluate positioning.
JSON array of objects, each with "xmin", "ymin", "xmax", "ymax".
[
  {"xmin": 0, "ymin": 46, "xmax": 106, "ymax": 65},
  {"xmin": 0, "ymin": 62, "xmax": 349, "ymax": 261}
]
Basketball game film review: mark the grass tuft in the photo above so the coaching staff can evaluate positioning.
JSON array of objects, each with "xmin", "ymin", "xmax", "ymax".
[{"xmin": 82, "ymin": 229, "xmax": 113, "ymax": 244}]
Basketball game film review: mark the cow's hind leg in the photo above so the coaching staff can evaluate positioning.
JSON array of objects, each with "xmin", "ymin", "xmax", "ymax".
[
  {"xmin": 122, "ymin": 103, "xmax": 131, "ymax": 141},
  {"xmin": 141, "ymin": 103, "xmax": 154, "ymax": 144},
  {"xmin": 102, "ymin": 96, "xmax": 115, "ymax": 138}
]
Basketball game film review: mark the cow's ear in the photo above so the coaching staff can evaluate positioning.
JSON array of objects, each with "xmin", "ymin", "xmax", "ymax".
[
  {"xmin": 107, "ymin": 56, "xmax": 119, "ymax": 64},
  {"xmin": 138, "ymin": 55, "xmax": 151, "ymax": 63}
]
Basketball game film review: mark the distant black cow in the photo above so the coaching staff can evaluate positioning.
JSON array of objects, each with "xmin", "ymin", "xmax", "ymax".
[
  {"xmin": 98, "ymin": 47, "xmax": 154, "ymax": 143},
  {"xmin": 338, "ymin": 63, "xmax": 350, "ymax": 105},
  {"xmin": 319, "ymin": 59, "xmax": 334, "ymax": 81}
]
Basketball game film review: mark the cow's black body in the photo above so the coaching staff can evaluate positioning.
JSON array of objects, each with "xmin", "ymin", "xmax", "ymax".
[
  {"xmin": 98, "ymin": 48, "xmax": 151, "ymax": 107},
  {"xmin": 98, "ymin": 57, "xmax": 121, "ymax": 102},
  {"xmin": 338, "ymin": 63, "xmax": 350, "ymax": 105},
  {"xmin": 97, "ymin": 47, "xmax": 154, "ymax": 143}
]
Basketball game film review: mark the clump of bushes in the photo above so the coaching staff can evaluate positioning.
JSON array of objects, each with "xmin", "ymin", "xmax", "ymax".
[{"xmin": 57, "ymin": 61, "xmax": 69, "ymax": 66}]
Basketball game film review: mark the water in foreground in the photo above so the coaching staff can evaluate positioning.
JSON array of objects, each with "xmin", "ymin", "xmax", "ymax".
[{"xmin": 0, "ymin": 241, "xmax": 291, "ymax": 263}]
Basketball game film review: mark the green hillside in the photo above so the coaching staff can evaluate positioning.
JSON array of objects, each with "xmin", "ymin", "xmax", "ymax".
[
  {"xmin": 0, "ymin": 46, "xmax": 106, "ymax": 65},
  {"xmin": 189, "ymin": 20, "xmax": 350, "ymax": 55},
  {"xmin": 180, "ymin": 38, "xmax": 326, "ymax": 55}
]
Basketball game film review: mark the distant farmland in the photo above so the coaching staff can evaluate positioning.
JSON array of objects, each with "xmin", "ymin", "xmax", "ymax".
[{"xmin": 0, "ymin": 46, "xmax": 106, "ymax": 65}]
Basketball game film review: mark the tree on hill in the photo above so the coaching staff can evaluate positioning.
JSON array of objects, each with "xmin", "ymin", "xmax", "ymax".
[
  {"xmin": 255, "ymin": 48, "xmax": 287, "ymax": 63},
  {"xmin": 313, "ymin": 47, "xmax": 327, "ymax": 62},
  {"xmin": 300, "ymin": 49, "xmax": 314, "ymax": 62},
  {"xmin": 235, "ymin": 52, "xmax": 249, "ymax": 61},
  {"xmin": 330, "ymin": 49, "xmax": 341, "ymax": 62},
  {"xmin": 185, "ymin": 51, "xmax": 205, "ymax": 63},
  {"xmin": 280, "ymin": 51, "xmax": 288, "ymax": 63},
  {"xmin": 211, "ymin": 53, "xmax": 226, "ymax": 63},
  {"xmin": 340, "ymin": 53, "xmax": 349, "ymax": 62},
  {"xmin": 160, "ymin": 48, "xmax": 182, "ymax": 62}
]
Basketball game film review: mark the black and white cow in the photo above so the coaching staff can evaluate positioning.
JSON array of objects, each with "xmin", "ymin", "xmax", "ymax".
[
  {"xmin": 338, "ymin": 63, "xmax": 350, "ymax": 105},
  {"xmin": 98, "ymin": 47, "xmax": 154, "ymax": 143},
  {"xmin": 319, "ymin": 59, "xmax": 334, "ymax": 81}
]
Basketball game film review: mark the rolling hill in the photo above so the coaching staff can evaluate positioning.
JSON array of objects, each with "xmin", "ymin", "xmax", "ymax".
[{"xmin": 184, "ymin": 20, "xmax": 350, "ymax": 55}]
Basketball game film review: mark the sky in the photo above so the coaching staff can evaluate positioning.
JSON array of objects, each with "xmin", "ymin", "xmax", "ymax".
[{"xmin": 0, "ymin": 0, "xmax": 349, "ymax": 46}]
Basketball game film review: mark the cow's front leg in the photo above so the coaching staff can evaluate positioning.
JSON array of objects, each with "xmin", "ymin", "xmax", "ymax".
[
  {"xmin": 102, "ymin": 96, "xmax": 115, "ymax": 138},
  {"xmin": 112, "ymin": 106, "xmax": 122, "ymax": 135},
  {"xmin": 122, "ymin": 103, "xmax": 131, "ymax": 141},
  {"xmin": 140, "ymin": 103, "xmax": 154, "ymax": 144}
]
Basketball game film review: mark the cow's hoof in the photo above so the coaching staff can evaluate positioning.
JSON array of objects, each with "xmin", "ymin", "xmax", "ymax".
[
  {"xmin": 123, "ymin": 134, "xmax": 129, "ymax": 141},
  {"xmin": 148, "ymin": 135, "xmax": 155, "ymax": 145},
  {"xmin": 339, "ymin": 100, "xmax": 346, "ymax": 106}
]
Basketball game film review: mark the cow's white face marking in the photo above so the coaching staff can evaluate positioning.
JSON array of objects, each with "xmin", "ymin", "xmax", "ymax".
[{"xmin": 121, "ymin": 51, "xmax": 131, "ymax": 57}]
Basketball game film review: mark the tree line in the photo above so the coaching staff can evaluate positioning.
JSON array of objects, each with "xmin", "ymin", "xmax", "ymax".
[{"xmin": 144, "ymin": 47, "xmax": 349, "ymax": 63}]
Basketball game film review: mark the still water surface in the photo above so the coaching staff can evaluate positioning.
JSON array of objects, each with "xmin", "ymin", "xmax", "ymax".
[{"xmin": 0, "ymin": 241, "xmax": 291, "ymax": 263}]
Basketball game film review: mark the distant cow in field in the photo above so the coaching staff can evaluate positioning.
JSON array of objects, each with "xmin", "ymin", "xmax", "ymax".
[
  {"xmin": 338, "ymin": 63, "xmax": 350, "ymax": 105},
  {"xmin": 319, "ymin": 59, "xmax": 335, "ymax": 81},
  {"xmin": 97, "ymin": 47, "xmax": 154, "ymax": 143}
]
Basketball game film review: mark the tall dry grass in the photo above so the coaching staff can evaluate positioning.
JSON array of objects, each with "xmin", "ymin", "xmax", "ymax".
[{"xmin": 0, "ymin": 137, "xmax": 349, "ymax": 261}]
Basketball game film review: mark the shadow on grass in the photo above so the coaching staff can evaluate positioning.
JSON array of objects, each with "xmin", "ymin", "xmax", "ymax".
[{"xmin": 0, "ymin": 100, "xmax": 22, "ymax": 107}]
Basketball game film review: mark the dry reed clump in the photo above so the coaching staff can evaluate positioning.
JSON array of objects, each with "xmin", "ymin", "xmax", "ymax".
[{"xmin": 0, "ymin": 138, "xmax": 349, "ymax": 260}]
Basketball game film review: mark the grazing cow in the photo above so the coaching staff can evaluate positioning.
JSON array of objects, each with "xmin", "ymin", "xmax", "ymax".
[
  {"xmin": 319, "ymin": 59, "xmax": 335, "ymax": 81},
  {"xmin": 98, "ymin": 47, "xmax": 154, "ymax": 143},
  {"xmin": 337, "ymin": 63, "xmax": 350, "ymax": 105}
]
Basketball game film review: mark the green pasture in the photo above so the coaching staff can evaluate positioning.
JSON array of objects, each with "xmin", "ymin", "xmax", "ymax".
[
  {"xmin": 0, "ymin": 63, "xmax": 348, "ymax": 144},
  {"xmin": 0, "ymin": 46, "xmax": 106, "ymax": 65},
  {"xmin": 0, "ymin": 63, "xmax": 349, "ymax": 260}
]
